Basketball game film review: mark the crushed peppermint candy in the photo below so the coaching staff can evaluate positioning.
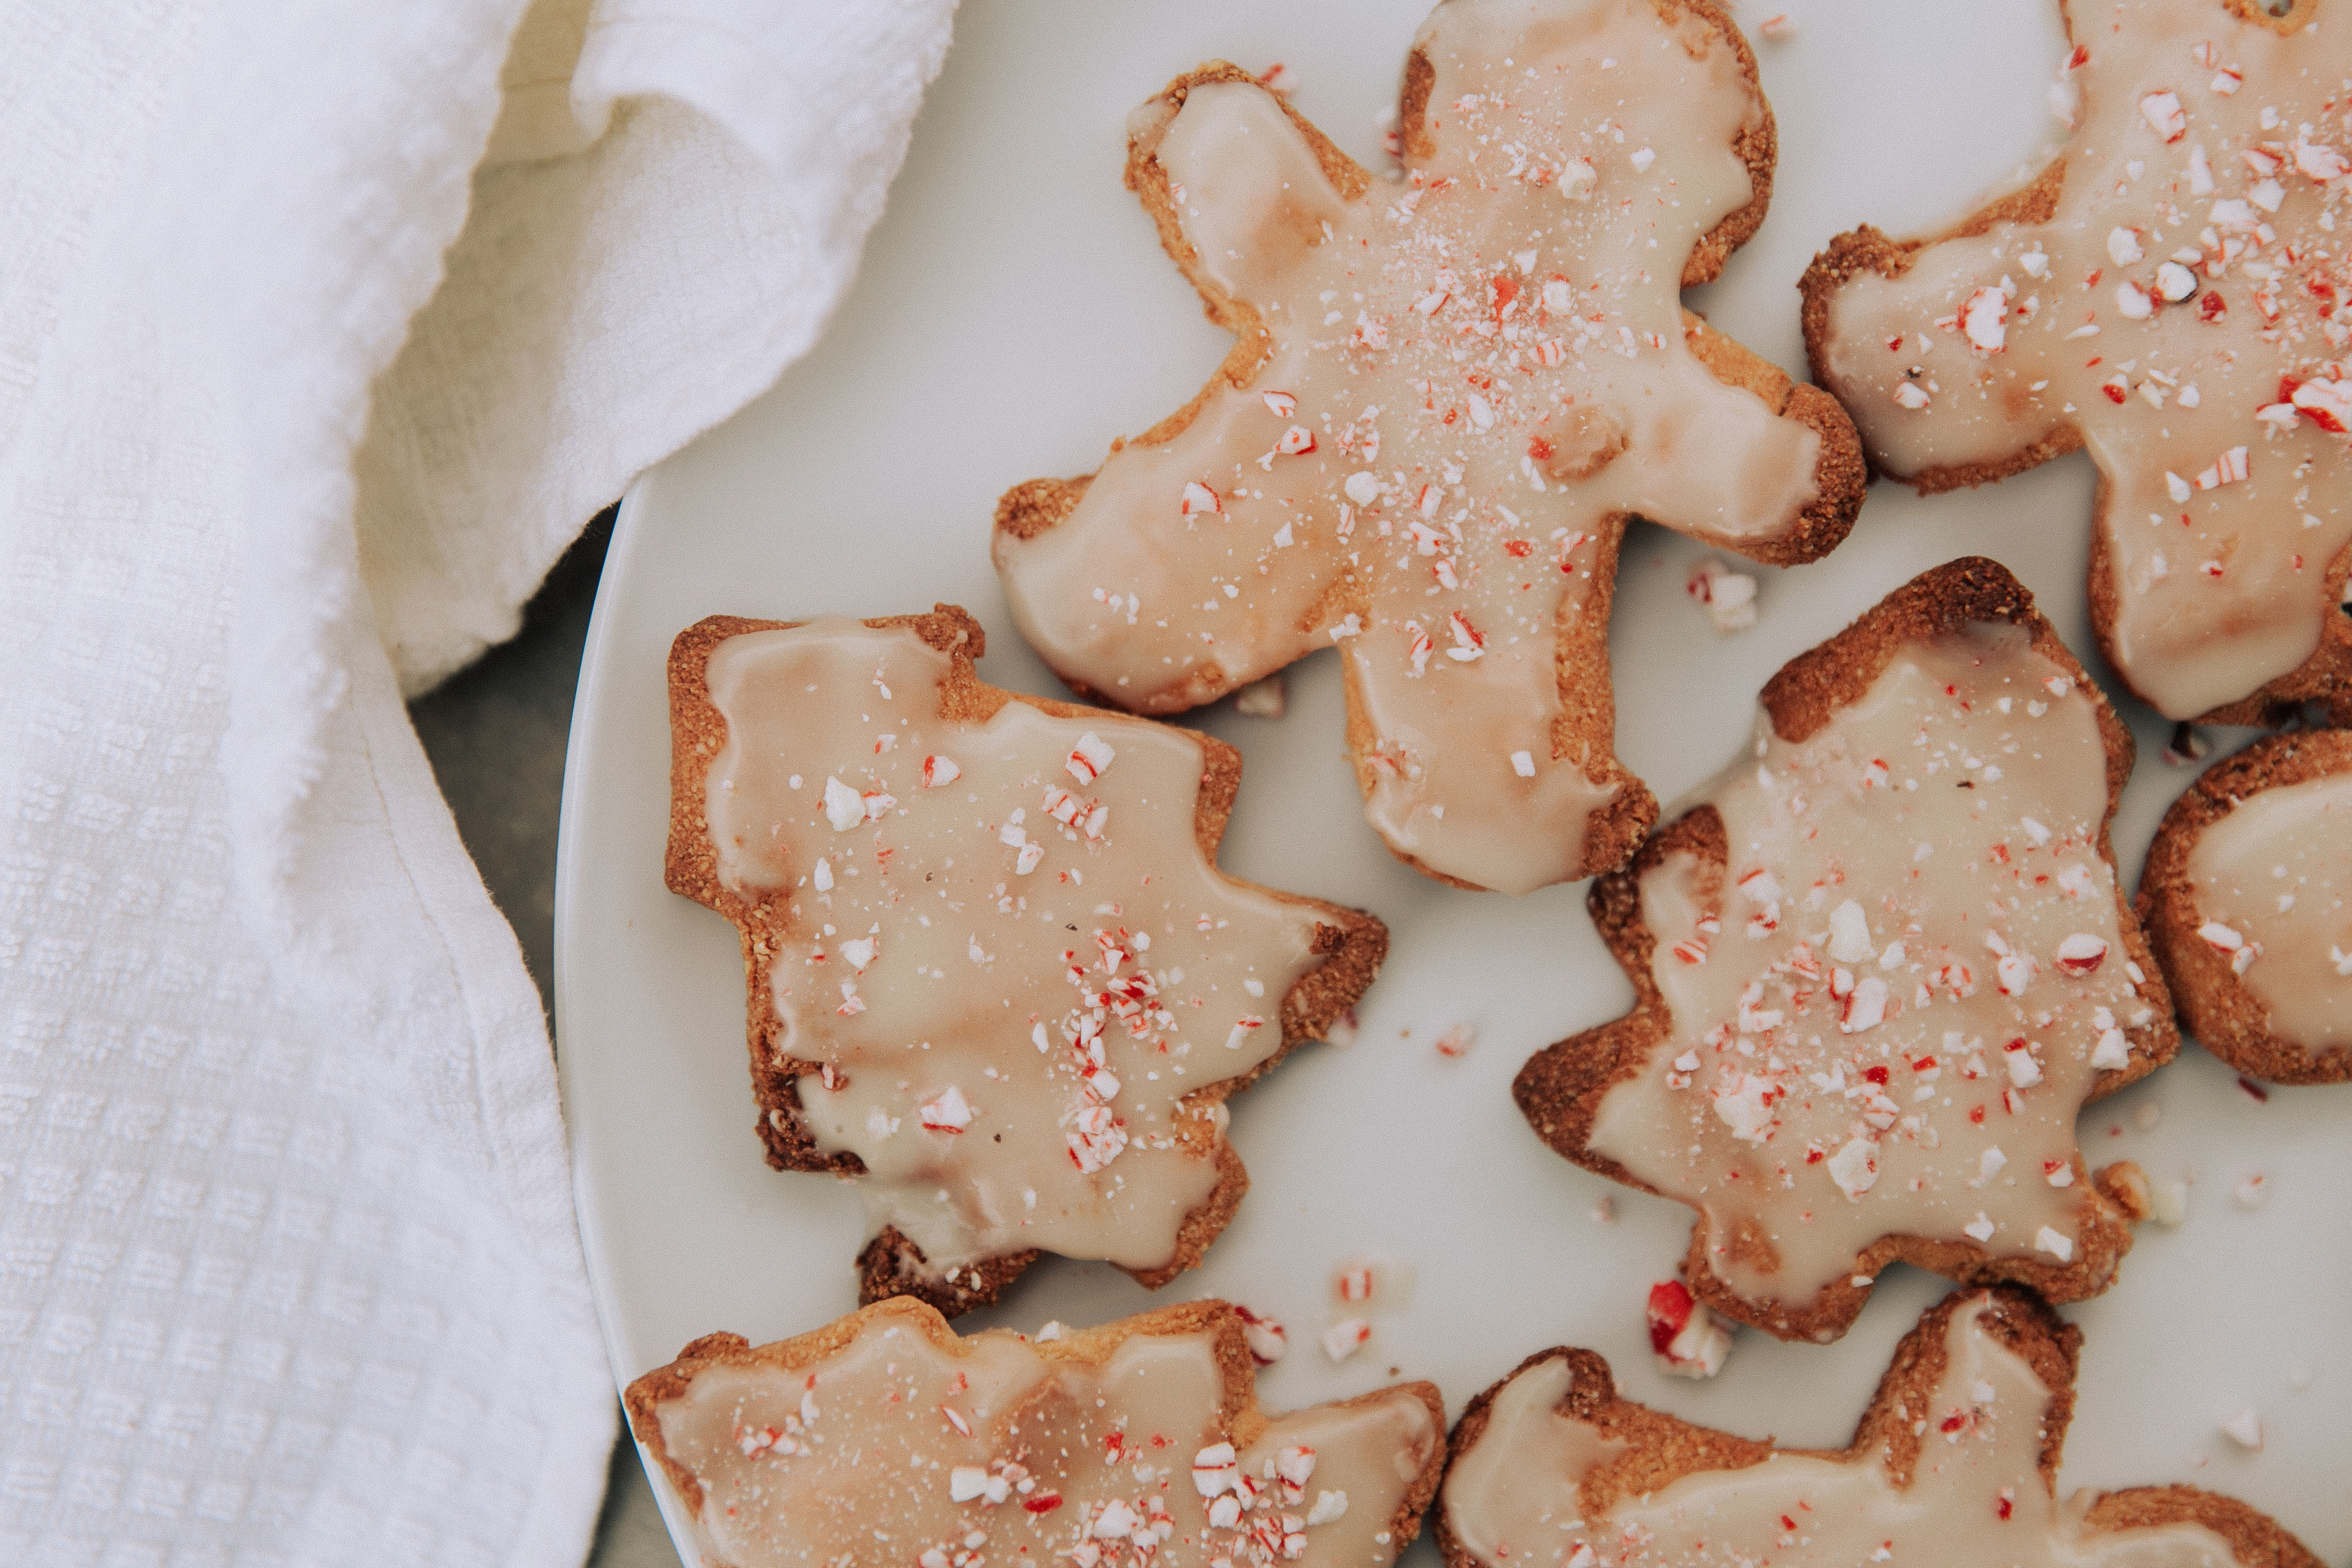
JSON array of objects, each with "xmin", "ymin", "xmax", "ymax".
[
  {"xmin": 1234, "ymin": 1305, "xmax": 1288, "ymax": 1365},
  {"xmin": 1066, "ymin": 732, "xmax": 1115, "ymax": 785},
  {"xmin": 823, "ymin": 775, "xmax": 866, "ymax": 831},
  {"xmin": 2140, "ymin": 90, "xmax": 2188, "ymax": 142},
  {"xmin": 2053, "ymin": 934, "xmax": 2109, "ymax": 974},
  {"xmin": 1686, "ymin": 557, "xmax": 1760, "ymax": 630},
  {"xmin": 921, "ymin": 1086, "xmax": 973, "ymax": 1132},
  {"xmin": 1320, "ymin": 1318, "xmax": 1371, "ymax": 1363},
  {"xmin": 1645, "ymin": 1279, "xmax": 1733, "ymax": 1378},
  {"xmin": 1827, "ymin": 1137, "xmax": 1880, "ymax": 1198},
  {"xmin": 2219, "ymin": 1408, "xmax": 2264, "ymax": 1451}
]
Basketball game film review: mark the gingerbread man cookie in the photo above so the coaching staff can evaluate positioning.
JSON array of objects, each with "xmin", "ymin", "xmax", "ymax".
[
  {"xmin": 628, "ymin": 1298, "xmax": 1446, "ymax": 1568},
  {"xmin": 1439, "ymin": 1286, "xmax": 2321, "ymax": 1568},
  {"xmin": 1514, "ymin": 561, "xmax": 2178, "ymax": 1342},
  {"xmin": 994, "ymin": 0, "xmax": 1863, "ymax": 894},
  {"xmin": 666, "ymin": 608, "xmax": 1384, "ymax": 1314},
  {"xmin": 1804, "ymin": 0, "xmax": 2351, "ymax": 728},
  {"xmin": 2139, "ymin": 727, "xmax": 2352, "ymax": 1081}
]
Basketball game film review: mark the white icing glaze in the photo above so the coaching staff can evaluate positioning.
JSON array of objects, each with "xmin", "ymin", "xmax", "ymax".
[
  {"xmin": 1441, "ymin": 1293, "xmax": 2243, "ymax": 1567},
  {"xmin": 2183, "ymin": 765, "xmax": 2351, "ymax": 1048},
  {"xmin": 996, "ymin": 0, "xmax": 1823, "ymax": 894},
  {"xmin": 649, "ymin": 1311, "xmax": 1439, "ymax": 1568},
  {"xmin": 1818, "ymin": 1, "xmax": 2352, "ymax": 719},
  {"xmin": 701, "ymin": 619, "xmax": 1333, "ymax": 1277},
  {"xmin": 1587, "ymin": 623, "xmax": 2155, "ymax": 1313}
]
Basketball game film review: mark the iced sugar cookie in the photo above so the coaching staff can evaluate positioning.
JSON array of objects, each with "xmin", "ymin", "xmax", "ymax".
[
  {"xmin": 667, "ymin": 608, "xmax": 1384, "ymax": 1313},
  {"xmin": 2140, "ymin": 727, "xmax": 2352, "ymax": 1081},
  {"xmin": 1440, "ymin": 1286, "xmax": 2319, "ymax": 1568},
  {"xmin": 1514, "ymin": 561, "xmax": 2178, "ymax": 1341},
  {"xmin": 1803, "ymin": 0, "xmax": 2351, "ymax": 727},
  {"xmin": 628, "ymin": 1298, "xmax": 1446, "ymax": 1568},
  {"xmin": 995, "ymin": 0, "xmax": 1863, "ymax": 894}
]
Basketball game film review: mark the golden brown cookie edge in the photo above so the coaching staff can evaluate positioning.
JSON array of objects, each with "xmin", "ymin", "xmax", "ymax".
[
  {"xmin": 1511, "ymin": 558, "xmax": 2178, "ymax": 1342},
  {"xmin": 1433, "ymin": 1282, "xmax": 2321, "ymax": 1568},
  {"xmin": 666, "ymin": 606, "xmax": 1390, "ymax": 1314},
  {"xmin": 2136, "ymin": 728, "xmax": 2352, "ymax": 1083}
]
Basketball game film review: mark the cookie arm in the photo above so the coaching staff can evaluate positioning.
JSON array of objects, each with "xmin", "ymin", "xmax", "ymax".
[
  {"xmin": 1130, "ymin": 74, "xmax": 1362, "ymax": 320},
  {"xmin": 1804, "ymin": 223, "xmax": 2076, "ymax": 487}
]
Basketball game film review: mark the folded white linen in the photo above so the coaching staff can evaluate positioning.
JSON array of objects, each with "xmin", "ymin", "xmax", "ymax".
[{"xmin": 0, "ymin": 0, "xmax": 955, "ymax": 1561}]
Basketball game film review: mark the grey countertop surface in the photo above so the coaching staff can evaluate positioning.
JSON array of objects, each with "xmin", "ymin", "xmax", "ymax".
[{"xmin": 407, "ymin": 508, "xmax": 681, "ymax": 1568}]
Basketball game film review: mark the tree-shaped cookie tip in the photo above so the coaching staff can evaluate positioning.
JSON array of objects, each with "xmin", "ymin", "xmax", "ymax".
[
  {"xmin": 996, "ymin": 0, "xmax": 1863, "ymax": 896},
  {"xmin": 665, "ymin": 607, "xmax": 1384, "ymax": 1315},
  {"xmin": 1514, "ymin": 559, "xmax": 2178, "ymax": 1343},
  {"xmin": 1804, "ymin": 0, "xmax": 2351, "ymax": 728}
]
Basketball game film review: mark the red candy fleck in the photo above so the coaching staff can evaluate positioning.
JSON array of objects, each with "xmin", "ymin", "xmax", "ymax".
[
  {"xmin": 2054, "ymin": 933, "xmax": 2109, "ymax": 975},
  {"xmin": 1645, "ymin": 1280, "xmax": 1695, "ymax": 1353},
  {"xmin": 2238, "ymin": 1075, "xmax": 2270, "ymax": 1102},
  {"xmin": 1024, "ymin": 1494, "xmax": 1064, "ymax": 1514}
]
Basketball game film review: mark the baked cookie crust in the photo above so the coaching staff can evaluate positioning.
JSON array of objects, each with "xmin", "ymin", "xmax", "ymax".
[
  {"xmin": 666, "ymin": 606, "xmax": 1384, "ymax": 1314},
  {"xmin": 1435, "ymin": 1285, "xmax": 2322, "ymax": 1568},
  {"xmin": 1514, "ymin": 559, "xmax": 2178, "ymax": 1342},
  {"xmin": 2138, "ymin": 727, "xmax": 2352, "ymax": 1083}
]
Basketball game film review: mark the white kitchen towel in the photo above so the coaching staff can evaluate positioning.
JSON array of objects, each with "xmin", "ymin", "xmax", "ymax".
[{"xmin": 0, "ymin": 0, "xmax": 955, "ymax": 1563}]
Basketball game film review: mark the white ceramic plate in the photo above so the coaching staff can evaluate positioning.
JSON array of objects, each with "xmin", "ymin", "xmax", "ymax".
[{"xmin": 554, "ymin": 3, "xmax": 2352, "ymax": 1562}]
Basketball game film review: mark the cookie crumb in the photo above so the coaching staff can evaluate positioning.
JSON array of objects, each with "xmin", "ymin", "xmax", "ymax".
[
  {"xmin": 2149, "ymin": 1176, "xmax": 2191, "ymax": 1227},
  {"xmin": 2096, "ymin": 1160, "xmax": 2150, "ymax": 1220}
]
